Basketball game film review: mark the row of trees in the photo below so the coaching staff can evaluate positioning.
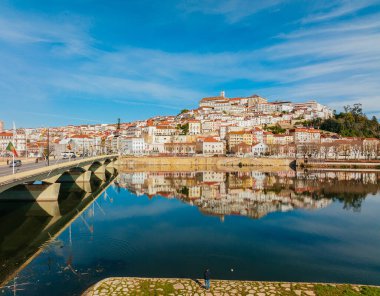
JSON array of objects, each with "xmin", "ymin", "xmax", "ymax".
[{"xmin": 266, "ymin": 140, "xmax": 379, "ymax": 160}]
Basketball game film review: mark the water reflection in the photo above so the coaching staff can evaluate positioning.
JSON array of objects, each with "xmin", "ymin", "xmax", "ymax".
[
  {"xmin": 1, "ymin": 169, "xmax": 380, "ymax": 295},
  {"xmin": 118, "ymin": 170, "xmax": 380, "ymax": 219},
  {"xmin": 0, "ymin": 170, "xmax": 118, "ymax": 288}
]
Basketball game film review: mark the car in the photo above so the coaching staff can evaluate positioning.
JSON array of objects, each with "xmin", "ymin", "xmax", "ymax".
[
  {"xmin": 9, "ymin": 160, "xmax": 22, "ymax": 167},
  {"xmin": 62, "ymin": 152, "xmax": 76, "ymax": 159}
]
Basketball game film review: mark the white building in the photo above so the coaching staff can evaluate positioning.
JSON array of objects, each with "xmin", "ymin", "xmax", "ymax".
[
  {"xmin": 123, "ymin": 137, "xmax": 146, "ymax": 155},
  {"xmin": 0, "ymin": 132, "xmax": 13, "ymax": 156},
  {"xmin": 197, "ymin": 137, "xmax": 225, "ymax": 156},
  {"xmin": 252, "ymin": 143, "xmax": 268, "ymax": 156},
  {"xmin": 188, "ymin": 120, "xmax": 201, "ymax": 135}
]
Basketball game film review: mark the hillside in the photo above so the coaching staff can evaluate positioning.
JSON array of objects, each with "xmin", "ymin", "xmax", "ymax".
[{"xmin": 306, "ymin": 104, "xmax": 380, "ymax": 138}]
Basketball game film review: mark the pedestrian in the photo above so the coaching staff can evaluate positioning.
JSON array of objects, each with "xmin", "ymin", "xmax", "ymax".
[
  {"xmin": 7, "ymin": 159, "xmax": 9, "ymax": 165},
  {"xmin": 204, "ymin": 268, "xmax": 211, "ymax": 290}
]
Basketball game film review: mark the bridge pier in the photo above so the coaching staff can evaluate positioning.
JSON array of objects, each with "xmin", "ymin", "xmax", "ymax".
[
  {"xmin": 73, "ymin": 171, "xmax": 93, "ymax": 192},
  {"xmin": 0, "ymin": 182, "xmax": 61, "ymax": 202},
  {"xmin": 93, "ymin": 166, "xmax": 107, "ymax": 181}
]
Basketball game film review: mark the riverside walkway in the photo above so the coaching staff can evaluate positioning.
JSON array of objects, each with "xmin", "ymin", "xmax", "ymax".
[{"xmin": 83, "ymin": 277, "xmax": 380, "ymax": 296}]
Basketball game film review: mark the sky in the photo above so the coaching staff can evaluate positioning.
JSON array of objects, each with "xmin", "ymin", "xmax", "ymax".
[{"xmin": 0, "ymin": 0, "xmax": 379, "ymax": 128}]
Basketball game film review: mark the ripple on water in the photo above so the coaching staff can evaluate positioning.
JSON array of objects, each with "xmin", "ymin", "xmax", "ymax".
[{"xmin": 73, "ymin": 232, "xmax": 139, "ymax": 259}]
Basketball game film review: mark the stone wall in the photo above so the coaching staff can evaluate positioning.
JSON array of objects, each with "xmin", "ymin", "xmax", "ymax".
[
  {"xmin": 83, "ymin": 277, "xmax": 380, "ymax": 296},
  {"xmin": 119, "ymin": 156, "xmax": 293, "ymax": 172}
]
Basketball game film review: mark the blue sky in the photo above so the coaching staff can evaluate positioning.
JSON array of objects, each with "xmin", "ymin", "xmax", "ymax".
[{"xmin": 0, "ymin": 0, "xmax": 379, "ymax": 128}]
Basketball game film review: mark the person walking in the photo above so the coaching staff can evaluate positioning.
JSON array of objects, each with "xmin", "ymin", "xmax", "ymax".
[{"xmin": 204, "ymin": 268, "xmax": 211, "ymax": 290}]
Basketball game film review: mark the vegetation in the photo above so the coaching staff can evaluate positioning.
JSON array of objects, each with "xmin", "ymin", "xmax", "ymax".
[
  {"xmin": 179, "ymin": 186, "xmax": 189, "ymax": 197},
  {"xmin": 176, "ymin": 123, "xmax": 189, "ymax": 135},
  {"xmin": 304, "ymin": 104, "xmax": 380, "ymax": 138},
  {"xmin": 314, "ymin": 284, "xmax": 380, "ymax": 296},
  {"xmin": 178, "ymin": 109, "xmax": 189, "ymax": 115},
  {"xmin": 130, "ymin": 280, "xmax": 175, "ymax": 296},
  {"xmin": 264, "ymin": 123, "xmax": 286, "ymax": 134}
]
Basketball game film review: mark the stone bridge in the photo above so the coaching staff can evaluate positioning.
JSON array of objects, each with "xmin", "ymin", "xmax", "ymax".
[{"xmin": 0, "ymin": 155, "xmax": 119, "ymax": 202}]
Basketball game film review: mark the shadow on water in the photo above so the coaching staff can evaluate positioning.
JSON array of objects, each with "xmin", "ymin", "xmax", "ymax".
[{"xmin": 0, "ymin": 169, "xmax": 118, "ymax": 288}]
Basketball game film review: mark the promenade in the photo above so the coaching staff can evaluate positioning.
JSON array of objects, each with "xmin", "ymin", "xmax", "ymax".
[{"xmin": 83, "ymin": 277, "xmax": 380, "ymax": 296}]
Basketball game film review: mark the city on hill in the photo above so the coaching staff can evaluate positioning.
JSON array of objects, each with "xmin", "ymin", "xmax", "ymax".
[{"xmin": 0, "ymin": 92, "xmax": 379, "ymax": 160}]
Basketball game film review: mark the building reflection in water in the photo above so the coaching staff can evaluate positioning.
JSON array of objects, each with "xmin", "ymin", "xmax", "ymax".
[{"xmin": 117, "ymin": 170, "xmax": 380, "ymax": 220}]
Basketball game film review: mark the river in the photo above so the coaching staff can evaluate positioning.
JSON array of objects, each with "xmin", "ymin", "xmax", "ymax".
[{"xmin": 1, "ymin": 169, "xmax": 380, "ymax": 295}]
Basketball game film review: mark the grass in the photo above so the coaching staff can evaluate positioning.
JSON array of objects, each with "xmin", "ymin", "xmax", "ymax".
[
  {"xmin": 131, "ymin": 280, "xmax": 175, "ymax": 296},
  {"xmin": 314, "ymin": 284, "xmax": 380, "ymax": 296}
]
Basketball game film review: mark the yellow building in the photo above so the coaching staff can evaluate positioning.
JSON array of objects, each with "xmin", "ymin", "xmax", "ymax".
[{"xmin": 227, "ymin": 131, "xmax": 254, "ymax": 151}]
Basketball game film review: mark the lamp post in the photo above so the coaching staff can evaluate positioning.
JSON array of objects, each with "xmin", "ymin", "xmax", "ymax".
[{"xmin": 47, "ymin": 128, "xmax": 50, "ymax": 166}]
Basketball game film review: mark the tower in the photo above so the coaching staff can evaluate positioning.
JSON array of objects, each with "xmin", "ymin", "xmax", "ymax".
[{"xmin": 114, "ymin": 118, "xmax": 121, "ymax": 138}]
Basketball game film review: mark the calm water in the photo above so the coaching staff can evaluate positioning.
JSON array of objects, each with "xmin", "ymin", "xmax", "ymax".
[{"xmin": 1, "ymin": 170, "xmax": 380, "ymax": 295}]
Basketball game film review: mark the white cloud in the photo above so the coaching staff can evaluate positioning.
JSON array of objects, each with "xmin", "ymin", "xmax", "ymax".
[
  {"xmin": 302, "ymin": 0, "xmax": 379, "ymax": 24},
  {"xmin": 0, "ymin": 0, "xmax": 379, "ymax": 123},
  {"xmin": 0, "ymin": 5, "xmax": 94, "ymax": 57},
  {"xmin": 180, "ymin": 0, "xmax": 283, "ymax": 23}
]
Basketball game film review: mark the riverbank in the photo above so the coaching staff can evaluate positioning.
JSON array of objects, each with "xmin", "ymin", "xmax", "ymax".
[
  {"xmin": 120, "ymin": 156, "xmax": 294, "ymax": 171},
  {"xmin": 297, "ymin": 159, "xmax": 380, "ymax": 170},
  {"xmin": 83, "ymin": 277, "xmax": 380, "ymax": 296}
]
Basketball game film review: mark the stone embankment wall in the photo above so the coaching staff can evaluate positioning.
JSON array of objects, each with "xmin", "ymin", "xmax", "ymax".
[
  {"xmin": 120, "ymin": 156, "xmax": 293, "ymax": 172},
  {"xmin": 83, "ymin": 277, "xmax": 380, "ymax": 296},
  {"xmin": 297, "ymin": 159, "xmax": 380, "ymax": 170}
]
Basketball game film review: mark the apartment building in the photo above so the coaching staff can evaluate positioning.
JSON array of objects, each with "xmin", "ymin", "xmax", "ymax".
[
  {"xmin": 196, "ymin": 137, "xmax": 225, "ymax": 156},
  {"xmin": 290, "ymin": 128, "xmax": 321, "ymax": 143},
  {"xmin": 227, "ymin": 131, "xmax": 254, "ymax": 151}
]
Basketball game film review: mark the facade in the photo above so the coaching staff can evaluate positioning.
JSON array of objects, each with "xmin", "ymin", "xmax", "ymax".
[
  {"xmin": 123, "ymin": 137, "xmax": 146, "ymax": 155},
  {"xmin": 197, "ymin": 137, "xmax": 224, "ymax": 156},
  {"xmin": 231, "ymin": 142, "xmax": 251, "ymax": 155},
  {"xmin": 252, "ymin": 143, "xmax": 268, "ymax": 156},
  {"xmin": 290, "ymin": 128, "xmax": 321, "ymax": 143},
  {"xmin": 0, "ymin": 132, "xmax": 13, "ymax": 156},
  {"xmin": 227, "ymin": 131, "xmax": 254, "ymax": 151},
  {"xmin": 164, "ymin": 142, "xmax": 196, "ymax": 155},
  {"xmin": 188, "ymin": 120, "xmax": 201, "ymax": 135}
]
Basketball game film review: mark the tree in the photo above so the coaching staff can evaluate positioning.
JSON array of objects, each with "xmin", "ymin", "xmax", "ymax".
[
  {"xmin": 319, "ymin": 104, "xmax": 380, "ymax": 138},
  {"xmin": 176, "ymin": 123, "xmax": 189, "ymax": 135},
  {"xmin": 264, "ymin": 124, "xmax": 285, "ymax": 134}
]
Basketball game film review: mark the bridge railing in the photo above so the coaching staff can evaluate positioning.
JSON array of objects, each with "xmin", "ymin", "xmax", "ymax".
[{"xmin": 0, "ymin": 154, "xmax": 118, "ymax": 189}]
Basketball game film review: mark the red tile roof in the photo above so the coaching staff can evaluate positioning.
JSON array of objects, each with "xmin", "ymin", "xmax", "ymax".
[{"xmin": 203, "ymin": 137, "xmax": 220, "ymax": 143}]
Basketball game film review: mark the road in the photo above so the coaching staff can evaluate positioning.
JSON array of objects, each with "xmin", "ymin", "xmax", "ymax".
[{"xmin": 0, "ymin": 158, "xmax": 75, "ymax": 178}]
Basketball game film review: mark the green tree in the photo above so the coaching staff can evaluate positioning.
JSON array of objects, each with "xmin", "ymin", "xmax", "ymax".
[
  {"xmin": 176, "ymin": 123, "xmax": 189, "ymax": 135},
  {"xmin": 319, "ymin": 104, "xmax": 380, "ymax": 138},
  {"xmin": 264, "ymin": 124, "xmax": 286, "ymax": 134}
]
